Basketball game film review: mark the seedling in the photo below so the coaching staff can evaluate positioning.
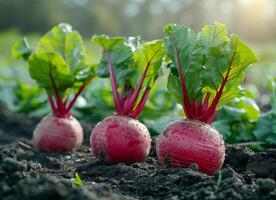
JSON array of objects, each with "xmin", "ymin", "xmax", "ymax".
[
  {"xmin": 215, "ymin": 171, "xmax": 222, "ymax": 192},
  {"xmin": 72, "ymin": 172, "xmax": 84, "ymax": 187}
]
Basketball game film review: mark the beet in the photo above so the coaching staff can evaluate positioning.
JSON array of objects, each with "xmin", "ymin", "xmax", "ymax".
[
  {"xmin": 13, "ymin": 23, "xmax": 94, "ymax": 152},
  {"xmin": 156, "ymin": 120, "xmax": 225, "ymax": 175},
  {"xmin": 90, "ymin": 115, "xmax": 151, "ymax": 164},
  {"xmin": 90, "ymin": 36, "xmax": 164, "ymax": 164},
  {"xmin": 155, "ymin": 23, "xmax": 257, "ymax": 175},
  {"xmin": 32, "ymin": 115, "xmax": 83, "ymax": 152}
]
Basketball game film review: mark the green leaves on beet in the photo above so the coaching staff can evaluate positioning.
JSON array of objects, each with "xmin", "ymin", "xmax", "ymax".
[
  {"xmin": 163, "ymin": 23, "xmax": 258, "ymax": 122},
  {"xmin": 14, "ymin": 23, "xmax": 94, "ymax": 91},
  {"xmin": 164, "ymin": 24, "xmax": 203, "ymax": 101},
  {"xmin": 91, "ymin": 35, "xmax": 134, "ymax": 85},
  {"xmin": 12, "ymin": 23, "xmax": 95, "ymax": 117},
  {"xmin": 37, "ymin": 23, "xmax": 89, "ymax": 75},
  {"xmin": 28, "ymin": 53, "xmax": 74, "ymax": 96},
  {"xmin": 91, "ymin": 34, "xmax": 125, "ymax": 49},
  {"xmin": 91, "ymin": 34, "xmax": 164, "ymax": 117},
  {"xmin": 133, "ymin": 39, "xmax": 164, "ymax": 88},
  {"xmin": 13, "ymin": 23, "xmax": 94, "ymax": 95},
  {"xmin": 92, "ymin": 35, "xmax": 164, "ymax": 89},
  {"xmin": 167, "ymin": 73, "xmax": 183, "ymax": 104},
  {"xmin": 214, "ymin": 34, "xmax": 259, "ymax": 107}
]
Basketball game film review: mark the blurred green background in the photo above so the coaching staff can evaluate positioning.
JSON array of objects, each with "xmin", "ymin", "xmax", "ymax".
[{"xmin": 0, "ymin": 0, "xmax": 275, "ymax": 146}]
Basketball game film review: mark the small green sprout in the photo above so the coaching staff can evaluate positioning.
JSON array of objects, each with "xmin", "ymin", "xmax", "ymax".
[
  {"xmin": 72, "ymin": 172, "xmax": 84, "ymax": 187},
  {"xmin": 215, "ymin": 170, "xmax": 222, "ymax": 192}
]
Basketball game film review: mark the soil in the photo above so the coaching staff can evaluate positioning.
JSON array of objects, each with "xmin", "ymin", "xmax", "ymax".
[{"xmin": 0, "ymin": 109, "xmax": 276, "ymax": 200}]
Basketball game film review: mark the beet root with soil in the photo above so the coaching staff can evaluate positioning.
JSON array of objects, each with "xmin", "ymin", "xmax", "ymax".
[
  {"xmin": 33, "ymin": 115, "xmax": 83, "ymax": 152},
  {"xmin": 156, "ymin": 120, "xmax": 225, "ymax": 175},
  {"xmin": 0, "ymin": 110, "xmax": 276, "ymax": 200},
  {"xmin": 90, "ymin": 115, "xmax": 151, "ymax": 164}
]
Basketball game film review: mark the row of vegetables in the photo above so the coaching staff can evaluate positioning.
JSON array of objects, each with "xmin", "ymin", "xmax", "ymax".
[{"xmin": 8, "ymin": 22, "xmax": 274, "ymax": 175}]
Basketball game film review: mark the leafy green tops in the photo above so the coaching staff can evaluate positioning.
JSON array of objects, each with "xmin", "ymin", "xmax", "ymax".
[
  {"xmin": 13, "ymin": 23, "xmax": 94, "ymax": 118},
  {"xmin": 164, "ymin": 23, "xmax": 258, "ymax": 123},
  {"xmin": 91, "ymin": 35, "xmax": 164, "ymax": 118}
]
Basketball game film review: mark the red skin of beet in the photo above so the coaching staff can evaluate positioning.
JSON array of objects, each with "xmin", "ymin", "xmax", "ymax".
[
  {"xmin": 32, "ymin": 115, "xmax": 83, "ymax": 152},
  {"xmin": 156, "ymin": 119, "xmax": 225, "ymax": 175},
  {"xmin": 90, "ymin": 115, "xmax": 151, "ymax": 164}
]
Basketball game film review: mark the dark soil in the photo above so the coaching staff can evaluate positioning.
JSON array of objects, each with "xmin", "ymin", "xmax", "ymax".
[{"xmin": 0, "ymin": 109, "xmax": 276, "ymax": 200}]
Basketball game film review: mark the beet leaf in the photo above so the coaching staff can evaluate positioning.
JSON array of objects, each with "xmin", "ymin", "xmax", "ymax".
[
  {"xmin": 13, "ymin": 23, "xmax": 95, "ymax": 118},
  {"xmin": 91, "ymin": 35, "xmax": 164, "ymax": 118},
  {"xmin": 164, "ymin": 23, "xmax": 258, "ymax": 123}
]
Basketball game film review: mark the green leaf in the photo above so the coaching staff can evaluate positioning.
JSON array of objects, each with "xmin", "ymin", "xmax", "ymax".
[
  {"xmin": 167, "ymin": 73, "xmax": 183, "ymax": 104},
  {"xmin": 164, "ymin": 24, "xmax": 203, "ymax": 100},
  {"xmin": 92, "ymin": 35, "xmax": 134, "ymax": 85},
  {"xmin": 91, "ymin": 34, "xmax": 125, "ymax": 49},
  {"xmin": 28, "ymin": 53, "xmax": 74, "ymax": 95},
  {"xmin": 92, "ymin": 35, "xmax": 164, "ymax": 89},
  {"xmin": 198, "ymin": 23, "xmax": 231, "ymax": 91},
  {"xmin": 75, "ymin": 67, "xmax": 95, "ymax": 82},
  {"xmin": 253, "ymin": 112, "xmax": 274, "ymax": 141},
  {"xmin": 72, "ymin": 172, "xmax": 83, "ymax": 187},
  {"xmin": 236, "ymin": 97, "xmax": 260, "ymax": 122},
  {"xmin": 21, "ymin": 23, "xmax": 94, "ymax": 96},
  {"xmin": 133, "ymin": 39, "xmax": 164, "ymax": 88},
  {"xmin": 214, "ymin": 103, "xmax": 257, "ymax": 144},
  {"xmin": 164, "ymin": 22, "xmax": 258, "ymax": 110},
  {"xmin": 12, "ymin": 37, "xmax": 32, "ymax": 60},
  {"xmin": 37, "ymin": 23, "xmax": 88, "ymax": 75},
  {"xmin": 215, "ymin": 34, "xmax": 258, "ymax": 107}
]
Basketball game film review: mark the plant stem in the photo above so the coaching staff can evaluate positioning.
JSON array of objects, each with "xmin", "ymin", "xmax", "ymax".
[
  {"xmin": 130, "ymin": 88, "xmax": 151, "ymax": 118},
  {"xmin": 122, "ymin": 89, "xmax": 134, "ymax": 114},
  {"xmin": 192, "ymin": 101, "xmax": 201, "ymax": 118},
  {"xmin": 200, "ymin": 43, "xmax": 238, "ymax": 123},
  {"xmin": 125, "ymin": 62, "xmax": 151, "ymax": 114},
  {"xmin": 175, "ymin": 48, "xmax": 193, "ymax": 118},
  {"xmin": 49, "ymin": 69, "xmax": 66, "ymax": 117},
  {"xmin": 215, "ymin": 171, "xmax": 222, "ymax": 192},
  {"xmin": 168, "ymin": 32, "xmax": 193, "ymax": 118},
  {"xmin": 105, "ymin": 50, "xmax": 123, "ymax": 114},
  {"xmin": 65, "ymin": 78, "xmax": 92, "ymax": 113},
  {"xmin": 47, "ymin": 94, "xmax": 57, "ymax": 114}
]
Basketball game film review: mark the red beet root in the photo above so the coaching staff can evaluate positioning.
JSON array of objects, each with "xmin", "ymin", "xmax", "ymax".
[
  {"xmin": 13, "ymin": 24, "xmax": 94, "ymax": 152},
  {"xmin": 156, "ymin": 120, "xmax": 225, "ymax": 175},
  {"xmin": 32, "ymin": 115, "xmax": 83, "ymax": 152},
  {"xmin": 156, "ymin": 23, "xmax": 257, "ymax": 175},
  {"xmin": 90, "ymin": 36, "xmax": 164, "ymax": 164},
  {"xmin": 91, "ymin": 115, "xmax": 151, "ymax": 164}
]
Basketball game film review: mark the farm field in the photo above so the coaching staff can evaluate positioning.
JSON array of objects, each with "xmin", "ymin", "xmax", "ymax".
[{"xmin": 0, "ymin": 1, "xmax": 276, "ymax": 200}]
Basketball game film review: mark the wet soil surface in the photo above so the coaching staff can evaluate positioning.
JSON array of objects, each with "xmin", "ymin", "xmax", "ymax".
[{"xmin": 0, "ymin": 110, "xmax": 276, "ymax": 200}]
